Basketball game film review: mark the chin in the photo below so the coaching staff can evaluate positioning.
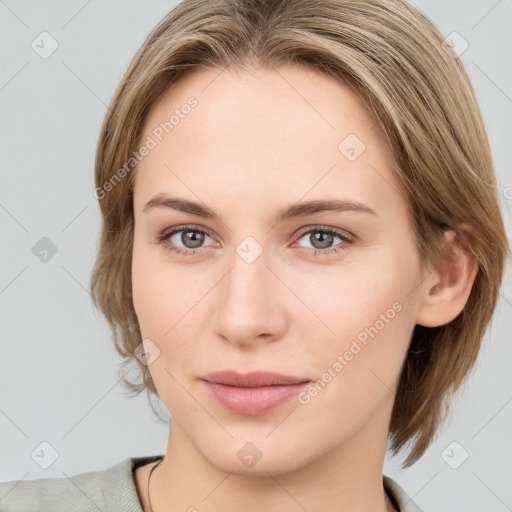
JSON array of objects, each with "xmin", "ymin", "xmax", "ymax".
[{"xmin": 196, "ymin": 434, "xmax": 318, "ymax": 478}]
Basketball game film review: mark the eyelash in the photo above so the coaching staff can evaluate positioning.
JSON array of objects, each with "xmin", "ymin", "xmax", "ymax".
[{"xmin": 156, "ymin": 224, "xmax": 354, "ymax": 257}]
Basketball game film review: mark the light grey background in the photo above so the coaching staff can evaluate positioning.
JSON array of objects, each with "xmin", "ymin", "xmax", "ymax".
[{"xmin": 0, "ymin": 1, "xmax": 511, "ymax": 511}]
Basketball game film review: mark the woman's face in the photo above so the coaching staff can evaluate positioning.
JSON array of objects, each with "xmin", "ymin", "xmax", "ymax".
[{"xmin": 131, "ymin": 64, "xmax": 427, "ymax": 475}]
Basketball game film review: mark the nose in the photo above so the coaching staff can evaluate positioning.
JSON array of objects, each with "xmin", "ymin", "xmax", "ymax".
[{"xmin": 212, "ymin": 250, "xmax": 287, "ymax": 348}]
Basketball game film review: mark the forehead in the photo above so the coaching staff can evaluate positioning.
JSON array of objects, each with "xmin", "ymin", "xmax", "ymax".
[{"xmin": 134, "ymin": 64, "xmax": 406, "ymax": 221}]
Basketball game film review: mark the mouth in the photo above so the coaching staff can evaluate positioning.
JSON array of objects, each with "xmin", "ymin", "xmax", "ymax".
[{"xmin": 200, "ymin": 370, "xmax": 311, "ymax": 416}]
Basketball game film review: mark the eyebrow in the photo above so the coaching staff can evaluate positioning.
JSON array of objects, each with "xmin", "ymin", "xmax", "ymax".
[{"xmin": 142, "ymin": 194, "xmax": 377, "ymax": 223}]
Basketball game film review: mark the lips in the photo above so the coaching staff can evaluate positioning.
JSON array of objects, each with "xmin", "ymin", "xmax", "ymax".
[
  {"xmin": 201, "ymin": 370, "xmax": 310, "ymax": 387},
  {"xmin": 200, "ymin": 370, "xmax": 311, "ymax": 416}
]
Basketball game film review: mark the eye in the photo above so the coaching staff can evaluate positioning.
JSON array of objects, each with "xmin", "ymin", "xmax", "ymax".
[
  {"xmin": 156, "ymin": 224, "xmax": 354, "ymax": 257},
  {"xmin": 156, "ymin": 225, "xmax": 216, "ymax": 256},
  {"xmin": 293, "ymin": 226, "xmax": 354, "ymax": 256}
]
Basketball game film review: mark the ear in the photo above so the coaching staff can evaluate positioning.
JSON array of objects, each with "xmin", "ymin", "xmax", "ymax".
[{"xmin": 415, "ymin": 227, "xmax": 479, "ymax": 328}]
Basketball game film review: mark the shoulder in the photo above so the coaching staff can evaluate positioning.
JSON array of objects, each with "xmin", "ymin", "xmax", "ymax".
[
  {"xmin": 383, "ymin": 474, "xmax": 425, "ymax": 512},
  {"xmin": 0, "ymin": 455, "xmax": 164, "ymax": 512},
  {"xmin": 0, "ymin": 466, "xmax": 108, "ymax": 512}
]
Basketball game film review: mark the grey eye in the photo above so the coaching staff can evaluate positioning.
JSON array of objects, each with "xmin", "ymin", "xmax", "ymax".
[
  {"xmin": 296, "ymin": 230, "xmax": 343, "ymax": 250},
  {"xmin": 170, "ymin": 229, "xmax": 210, "ymax": 249}
]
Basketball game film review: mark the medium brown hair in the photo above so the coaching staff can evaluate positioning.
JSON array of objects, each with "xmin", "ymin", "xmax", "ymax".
[{"xmin": 90, "ymin": 0, "xmax": 510, "ymax": 467}]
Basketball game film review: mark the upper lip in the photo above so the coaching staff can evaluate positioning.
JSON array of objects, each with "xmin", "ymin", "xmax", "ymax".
[{"xmin": 202, "ymin": 370, "xmax": 310, "ymax": 387}]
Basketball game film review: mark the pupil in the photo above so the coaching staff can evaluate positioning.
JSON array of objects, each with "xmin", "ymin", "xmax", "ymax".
[
  {"xmin": 183, "ymin": 231, "xmax": 204, "ymax": 248},
  {"xmin": 312, "ymin": 232, "xmax": 332, "ymax": 249}
]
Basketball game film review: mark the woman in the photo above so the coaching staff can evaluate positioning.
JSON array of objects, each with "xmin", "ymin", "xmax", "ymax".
[{"xmin": 1, "ymin": 0, "xmax": 509, "ymax": 511}]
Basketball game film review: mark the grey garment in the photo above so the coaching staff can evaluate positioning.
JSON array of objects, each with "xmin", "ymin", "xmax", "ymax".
[{"xmin": 0, "ymin": 455, "xmax": 424, "ymax": 512}]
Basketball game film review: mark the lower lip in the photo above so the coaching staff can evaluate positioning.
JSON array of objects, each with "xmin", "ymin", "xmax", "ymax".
[{"xmin": 202, "ymin": 380, "xmax": 310, "ymax": 416}]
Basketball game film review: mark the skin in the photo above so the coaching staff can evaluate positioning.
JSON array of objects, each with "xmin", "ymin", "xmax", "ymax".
[{"xmin": 130, "ymin": 64, "xmax": 478, "ymax": 512}]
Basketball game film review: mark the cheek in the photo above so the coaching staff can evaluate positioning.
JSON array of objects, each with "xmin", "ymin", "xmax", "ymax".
[
  {"xmin": 301, "ymin": 252, "xmax": 414, "ymax": 337},
  {"xmin": 131, "ymin": 245, "xmax": 203, "ymax": 412},
  {"xmin": 296, "ymin": 250, "xmax": 417, "ymax": 391},
  {"xmin": 131, "ymin": 234, "xmax": 189, "ymax": 336},
  {"xmin": 293, "ymin": 298, "xmax": 412, "ymax": 443},
  {"xmin": 133, "ymin": 268, "xmax": 208, "ymax": 338},
  {"xmin": 131, "ymin": 239, "xmax": 207, "ymax": 369}
]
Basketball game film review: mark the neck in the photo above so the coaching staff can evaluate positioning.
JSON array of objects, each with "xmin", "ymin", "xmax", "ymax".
[{"xmin": 148, "ymin": 399, "xmax": 395, "ymax": 512}]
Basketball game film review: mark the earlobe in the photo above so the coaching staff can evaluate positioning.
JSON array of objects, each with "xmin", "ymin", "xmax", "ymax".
[{"xmin": 415, "ymin": 228, "xmax": 479, "ymax": 328}]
